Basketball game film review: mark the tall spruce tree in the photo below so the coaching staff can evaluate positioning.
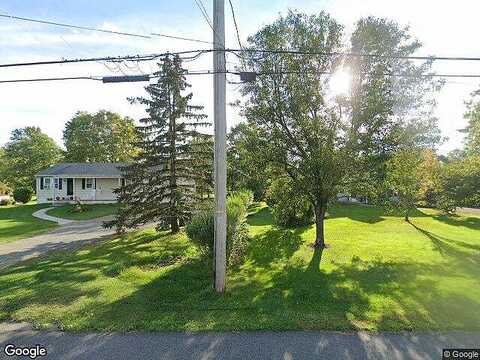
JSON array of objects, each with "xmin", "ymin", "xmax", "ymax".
[{"xmin": 107, "ymin": 55, "xmax": 211, "ymax": 233}]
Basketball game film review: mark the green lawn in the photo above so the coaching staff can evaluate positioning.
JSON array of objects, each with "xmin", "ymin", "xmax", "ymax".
[
  {"xmin": 46, "ymin": 204, "xmax": 118, "ymax": 221},
  {"xmin": 0, "ymin": 202, "xmax": 479, "ymax": 331},
  {"xmin": 0, "ymin": 203, "xmax": 58, "ymax": 244}
]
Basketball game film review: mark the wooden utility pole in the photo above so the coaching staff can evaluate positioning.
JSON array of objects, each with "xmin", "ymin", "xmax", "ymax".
[{"xmin": 213, "ymin": 0, "xmax": 227, "ymax": 293}]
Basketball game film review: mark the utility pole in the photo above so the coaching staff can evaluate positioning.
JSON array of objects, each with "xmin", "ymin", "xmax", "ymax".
[{"xmin": 213, "ymin": 0, "xmax": 227, "ymax": 293}]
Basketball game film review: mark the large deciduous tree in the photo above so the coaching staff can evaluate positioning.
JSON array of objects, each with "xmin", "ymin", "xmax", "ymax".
[
  {"xmin": 241, "ymin": 11, "xmax": 347, "ymax": 248},
  {"xmin": 107, "ymin": 55, "xmax": 211, "ymax": 233},
  {"xmin": 240, "ymin": 11, "xmax": 442, "ymax": 248},
  {"xmin": 1, "ymin": 127, "xmax": 63, "ymax": 189},
  {"xmin": 346, "ymin": 16, "xmax": 443, "ymax": 202},
  {"xmin": 63, "ymin": 110, "xmax": 138, "ymax": 162}
]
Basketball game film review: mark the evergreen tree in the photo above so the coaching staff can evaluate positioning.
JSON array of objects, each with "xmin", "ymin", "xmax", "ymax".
[{"xmin": 107, "ymin": 55, "xmax": 211, "ymax": 233}]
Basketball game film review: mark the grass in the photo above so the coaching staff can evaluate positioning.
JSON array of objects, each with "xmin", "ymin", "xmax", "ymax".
[
  {"xmin": 0, "ymin": 202, "xmax": 479, "ymax": 331},
  {"xmin": 0, "ymin": 202, "xmax": 57, "ymax": 244},
  {"xmin": 46, "ymin": 204, "xmax": 118, "ymax": 221}
]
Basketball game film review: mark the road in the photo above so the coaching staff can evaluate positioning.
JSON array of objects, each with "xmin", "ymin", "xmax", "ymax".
[{"xmin": 0, "ymin": 323, "xmax": 478, "ymax": 360}]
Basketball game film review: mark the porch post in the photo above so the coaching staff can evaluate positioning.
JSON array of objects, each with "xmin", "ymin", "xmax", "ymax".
[{"xmin": 52, "ymin": 177, "xmax": 55, "ymax": 206}]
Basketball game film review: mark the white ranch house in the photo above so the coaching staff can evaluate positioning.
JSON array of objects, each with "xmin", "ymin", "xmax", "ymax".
[{"xmin": 36, "ymin": 163, "xmax": 126, "ymax": 204}]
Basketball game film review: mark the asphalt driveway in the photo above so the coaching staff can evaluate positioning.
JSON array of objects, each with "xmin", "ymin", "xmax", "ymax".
[{"xmin": 0, "ymin": 217, "xmax": 115, "ymax": 270}]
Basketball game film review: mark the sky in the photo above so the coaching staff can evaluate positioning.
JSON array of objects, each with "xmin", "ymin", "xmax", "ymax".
[{"xmin": 0, "ymin": 0, "xmax": 479, "ymax": 154}]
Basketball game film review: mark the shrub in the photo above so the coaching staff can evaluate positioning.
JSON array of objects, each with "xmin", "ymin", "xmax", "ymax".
[
  {"xmin": 186, "ymin": 194, "xmax": 249, "ymax": 265},
  {"xmin": 265, "ymin": 177, "xmax": 314, "ymax": 227},
  {"xmin": 13, "ymin": 187, "xmax": 33, "ymax": 204},
  {"xmin": 230, "ymin": 189, "xmax": 254, "ymax": 209}
]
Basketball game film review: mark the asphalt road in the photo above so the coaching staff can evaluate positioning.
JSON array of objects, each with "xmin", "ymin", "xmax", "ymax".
[{"xmin": 0, "ymin": 322, "xmax": 479, "ymax": 360}]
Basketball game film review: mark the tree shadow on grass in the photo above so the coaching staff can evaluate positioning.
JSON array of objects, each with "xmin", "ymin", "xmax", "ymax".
[
  {"xmin": 0, "ymin": 228, "xmax": 192, "ymax": 325},
  {"xmin": 2, "ymin": 217, "xmax": 479, "ymax": 332},
  {"xmin": 79, "ymin": 224, "xmax": 480, "ymax": 331},
  {"xmin": 408, "ymin": 221, "xmax": 480, "ymax": 265},
  {"xmin": 433, "ymin": 214, "xmax": 480, "ymax": 231}
]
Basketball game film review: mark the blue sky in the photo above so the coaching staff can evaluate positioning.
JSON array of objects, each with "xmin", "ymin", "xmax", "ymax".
[{"xmin": 1, "ymin": 0, "xmax": 479, "ymax": 154}]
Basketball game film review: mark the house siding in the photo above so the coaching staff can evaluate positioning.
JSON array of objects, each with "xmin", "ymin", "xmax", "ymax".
[{"xmin": 36, "ymin": 176, "xmax": 121, "ymax": 204}]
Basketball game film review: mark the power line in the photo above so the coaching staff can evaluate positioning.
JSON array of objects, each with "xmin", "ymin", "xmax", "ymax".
[
  {"xmin": 250, "ymin": 70, "xmax": 480, "ymax": 78},
  {"xmin": 0, "ymin": 49, "xmax": 214, "ymax": 68},
  {"xmin": 192, "ymin": 0, "xmax": 224, "ymax": 49},
  {"xmin": 150, "ymin": 32, "xmax": 212, "ymax": 44},
  {"xmin": 0, "ymin": 13, "xmax": 212, "ymax": 44},
  {"xmin": 0, "ymin": 70, "xmax": 230, "ymax": 84},
  {"xmin": 5, "ymin": 48, "xmax": 480, "ymax": 70},
  {"xmin": 225, "ymin": 48, "xmax": 480, "ymax": 62},
  {"xmin": 4, "ymin": 69, "xmax": 480, "ymax": 85},
  {"xmin": 227, "ymin": 0, "xmax": 243, "ymax": 50},
  {"xmin": 0, "ymin": 13, "xmax": 151, "ymax": 39},
  {"xmin": 0, "ymin": 76, "xmax": 102, "ymax": 83},
  {"xmin": 192, "ymin": 0, "xmax": 214, "ymax": 31}
]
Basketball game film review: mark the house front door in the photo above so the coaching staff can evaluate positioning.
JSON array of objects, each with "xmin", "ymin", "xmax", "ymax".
[{"xmin": 67, "ymin": 178, "xmax": 73, "ymax": 196}]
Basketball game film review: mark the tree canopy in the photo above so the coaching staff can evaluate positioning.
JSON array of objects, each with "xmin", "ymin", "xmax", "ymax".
[
  {"xmin": 1, "ymin": 127, "xmax": 63, "ymax": 189},
  {"xmin": 346, "ymin": 16, "xmax": 443, "ymax": 201},
  {"xmin": 63, "ymin": 110, "xmax": 139, "ymax": 162},
  {"xmin": 239, "ymin": 11, "xmax": 442, "ymax": 247}
]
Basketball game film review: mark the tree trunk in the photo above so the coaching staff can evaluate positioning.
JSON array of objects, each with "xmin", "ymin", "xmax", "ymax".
[
  {"xmin": 314, "ymin": 204, "xmax": 327, "ymax": 248},
  {"xmin": 171, "ymin": 217, "xmax": 179, "ymax": 233},
  {"xmin": 168, "ymin": 94, "xmax": 178, "ymax": 233},
  {"xmin": 405, "ymin": 209, "xmax": 409, "ymax": 222}
]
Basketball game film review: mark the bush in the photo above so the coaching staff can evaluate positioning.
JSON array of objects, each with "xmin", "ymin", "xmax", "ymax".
[
  {"xmin": 265, "ymin": 177, "xmax": 314, "ymax": 227},
  {"xmin": 13, "ymin": 187, "xmax": 33, "ymax": 204},
  {"xmin": 230, "ymin": 189, "xmax": 254, "ymax": 209},
  {"xmin": 186, "ymin": 194, "xmax": 249, "ymax": 265}
]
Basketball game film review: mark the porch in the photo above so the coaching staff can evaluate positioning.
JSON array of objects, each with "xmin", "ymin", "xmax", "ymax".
[{"xmin": 36, "ymin": 176, "xmax": 121, "ymax": 205}]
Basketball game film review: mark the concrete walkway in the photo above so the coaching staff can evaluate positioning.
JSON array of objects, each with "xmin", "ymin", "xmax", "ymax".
[
  {"xmin": 32, "ymin": 207, "xmax": 74, "ymax": 225},
  {"xmin": 0, "ymin": 322, "xmax": 478, "ymax": 360},
  {"xmin": 0, "ymin": 216, "xmax": 115, "ymax": 270}
]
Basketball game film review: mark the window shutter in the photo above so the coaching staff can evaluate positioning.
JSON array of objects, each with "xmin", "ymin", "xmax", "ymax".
[
  {"xmin": 40, "ymin": 177, "xmax": 44, "ymax": 190},
  {"xmin": 94, "ymin": 178, "xmax": 96, "ymax": 189},
  {"xmin": 59, "ymin": 178, "xmax": 63, "ymax": 190},
  {"xmin": 82, "ymin": 179, "xmax": 86, "ymax": 190}
]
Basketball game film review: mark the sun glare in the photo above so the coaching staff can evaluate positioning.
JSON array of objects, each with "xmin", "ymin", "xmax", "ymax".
[{"xmin": 330, "ymin": 69, "xmax": 351, "ymax": 95}]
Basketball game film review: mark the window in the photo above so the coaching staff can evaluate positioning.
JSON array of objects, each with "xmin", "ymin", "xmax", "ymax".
[
  {"xmin": 82, "ymin": 178, "xmax": 95, "ymax": 190},
  {"xmin": 54, "ymin": 178, "xmax": 59, "ymax": 189},
  {"xmin": 86, "ymin": 178, "xmax": 94, "ymax": 189},
  {"xmin": 44, "ymin": 178, "xmax": 51, "ymax": 190}
]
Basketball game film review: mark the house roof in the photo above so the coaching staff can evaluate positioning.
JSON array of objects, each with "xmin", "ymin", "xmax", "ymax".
[{"xmin": 36, "ymin": 163, "xmax": 128, "ymax": 177}]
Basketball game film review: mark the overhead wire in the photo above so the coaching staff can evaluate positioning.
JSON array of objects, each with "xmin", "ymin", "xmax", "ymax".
[
  {"xmin": 192, "ymin": 0, "xmax": 214, "ymax": 31},
  {"xmin": 0, "ymin": 13, "xmax": 151, "ymax": 39},
  {"xmin": 0, "ymin": 49, "xmax": 215, "ymax": 68},
  {"xmin": 0, "ymin": 13, "xmax": 212, "ymax": 44}
]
